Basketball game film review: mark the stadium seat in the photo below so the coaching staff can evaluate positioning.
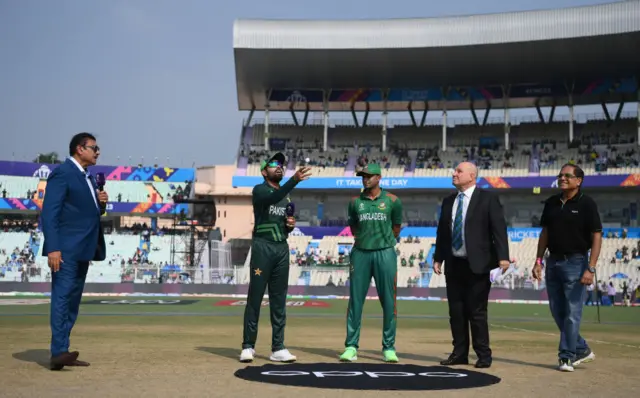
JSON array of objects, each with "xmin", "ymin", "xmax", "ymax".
[{"xmin": 236, "ymin": 115, "xmax": 640, "ymax": 178}]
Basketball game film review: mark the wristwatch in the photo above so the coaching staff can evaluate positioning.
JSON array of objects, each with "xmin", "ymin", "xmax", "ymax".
[{"xmin": 587, "ymin": 266, "xmax": 596, "ymax": 273}]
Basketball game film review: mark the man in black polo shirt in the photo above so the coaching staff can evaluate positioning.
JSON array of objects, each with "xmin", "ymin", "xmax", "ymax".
[{"xmin": 532, "ymin": 163, "xmax": 602, "ymax": 372}]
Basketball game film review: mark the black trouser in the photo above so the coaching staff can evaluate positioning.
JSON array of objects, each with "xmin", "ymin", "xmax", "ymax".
[
  {"xmin": 445, "ymin": 256, "xmax": 492, "ymax": 360},
  {"xmin": 242, "ymin": 239, "xmax": 290, "ymax": 352}
]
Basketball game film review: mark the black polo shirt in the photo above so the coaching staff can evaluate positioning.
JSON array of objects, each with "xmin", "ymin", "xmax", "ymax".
[{"xmin": 540, "ymin": 191, "xmax": 602, "ymax": 256}]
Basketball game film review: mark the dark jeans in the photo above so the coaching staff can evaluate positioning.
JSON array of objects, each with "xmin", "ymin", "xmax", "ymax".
[
  {"xmin": 545, "ymin": 254, "xmax": 590, "ymax": 361},
  {"xmin": 584, "ymin": 290, "xmax": 593, "ymax": 305}
]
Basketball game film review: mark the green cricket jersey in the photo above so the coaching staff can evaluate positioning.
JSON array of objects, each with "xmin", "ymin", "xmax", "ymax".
[
  {"xmin": 252, "ymin": 178, "xmax": 298, "ymax": 242},
  {"xmin": 347, "ymin": 189, "xmax": 403, "ymax": 250}
]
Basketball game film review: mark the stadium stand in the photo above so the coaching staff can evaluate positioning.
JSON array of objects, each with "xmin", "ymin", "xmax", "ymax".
[
  {"xmin": 0, "ymin": 175, "xmax": 187, "ymax": 203},
  {"xmin": 221, "ymin": 3, "xmax": 640, "ymax": 304},
  {"xmin": 283, "ymin": 233, "xmax": 638, "ymax": 286},
  {"xmin": 2, "ymin": 228, "xmax": 639, "ymax": 292},
  {"xmin": 3, "ymin": 1, "xmax": 640, "ymax": 308},
  {"xmin": 0, "ymin": 226, "xmax": 184, "ymax": 284},
  {"xmin": 237, "ymin": 117, "xmax": 639, "ymax": 178}
]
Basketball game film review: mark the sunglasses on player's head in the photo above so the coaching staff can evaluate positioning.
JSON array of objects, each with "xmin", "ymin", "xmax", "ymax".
[{"xmin": 267, "ymin": 160, "xmax": 283, "ymax": 168}]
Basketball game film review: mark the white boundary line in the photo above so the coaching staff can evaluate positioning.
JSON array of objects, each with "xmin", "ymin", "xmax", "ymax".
[
  {"xmin": 490, "ymin": 323, "xmax": 640, "ymax": 350},
  {"xmin": 1, "ymin": 292, "xmax": 639, "ymax": 306}
]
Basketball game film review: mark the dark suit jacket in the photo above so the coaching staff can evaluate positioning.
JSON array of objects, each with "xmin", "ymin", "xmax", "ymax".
[
  {"xmin": 41, "ymin": 158, "xmax": 106, "ymax": 263},
  {"xmin": 434, "ymin": 187, "xmax": 509, "ymax": 275}
]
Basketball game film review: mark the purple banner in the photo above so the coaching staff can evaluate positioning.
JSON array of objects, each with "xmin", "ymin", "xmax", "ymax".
[
  {"xmin": 0, "ymin": 160, "xmax": 194, "ymax": 182},
  {"xmin": 0, "ymin": 198, "xmax": 187, "ymax": 214},
  {"xmin": 480, "ymin": 174, "xmax": 640, "ymax": 189}
]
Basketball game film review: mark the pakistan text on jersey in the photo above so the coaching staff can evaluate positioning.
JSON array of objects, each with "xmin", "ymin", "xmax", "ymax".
[
  {"xmin": 359, "ymin": 213, "xmax": 387, "ymax": 221},
  {"xmin": 269, "ymin": 205, "xmax": 287, "ymax": 217}
]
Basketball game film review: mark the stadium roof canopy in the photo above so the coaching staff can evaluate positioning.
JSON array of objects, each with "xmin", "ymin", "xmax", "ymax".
[{"xmin": 233, "ymin": 1, "xmax": 640, "ymax": 112}]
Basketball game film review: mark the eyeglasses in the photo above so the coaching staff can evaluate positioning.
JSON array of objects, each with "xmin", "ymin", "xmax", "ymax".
[
  {"xmin": 84, "ymin": 145, "xmax": 100, "ymax": 152},
  {"xmin": 557, "ymin": 173, "xmax": 576, "ymax": 179},
  {"xmin": 267, "ymin": 161, "xmax": 283, "ymax": 168}
]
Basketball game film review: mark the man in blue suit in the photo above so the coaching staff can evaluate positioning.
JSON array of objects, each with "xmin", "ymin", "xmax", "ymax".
[{"xmin": 41, "ymin": 132, "xmax": 108, "ymax": 370}]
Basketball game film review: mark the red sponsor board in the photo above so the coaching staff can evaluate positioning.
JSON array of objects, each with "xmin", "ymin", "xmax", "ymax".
[{"xmin": 215, "ymin": 300, "xmax": 329, "ymax": 308}]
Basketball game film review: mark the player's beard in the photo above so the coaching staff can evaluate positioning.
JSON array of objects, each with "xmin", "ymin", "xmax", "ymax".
[
  {"xmin": 268, "ymin": 173, "xmax": 283, "ymax": 183},
  {"xmin": 363, "ymin": 180, "xmax": 380, "ymax": 193},
  {"xmin": 363, "ymin": 179, "xmax": 377, "ymax": 190}
]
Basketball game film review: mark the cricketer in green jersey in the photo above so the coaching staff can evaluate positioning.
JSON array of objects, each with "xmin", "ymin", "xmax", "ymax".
[
  {"xmin": 340, "ymin": 163, "xmax": 403, "ymax": 363},
  {"xmin": 240, "ymin": 152, "xmax": 312, "ymax": 364}
]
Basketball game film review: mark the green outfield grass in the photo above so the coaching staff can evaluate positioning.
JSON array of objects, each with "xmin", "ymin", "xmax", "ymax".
[
  {"xmin": 1, "ymin": 296, "xmax": 638, "ymax": 396},
  {"xmin": 0, "ymin": 296, "xmax": 637, "ymax": 333}
]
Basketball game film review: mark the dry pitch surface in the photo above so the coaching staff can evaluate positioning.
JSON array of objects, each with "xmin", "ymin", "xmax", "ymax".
[{"xmin": 1, "ymin": 300, "xmax": 639, "ymax": 398}]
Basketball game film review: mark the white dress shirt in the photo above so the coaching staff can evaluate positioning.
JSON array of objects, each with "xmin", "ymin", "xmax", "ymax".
[
  {"xmin": 451, "ymin": 185, "xmax": 476, "ymax": 258},
  {"xmin": 69, "ymin": 157, "xmax": 99, "ymax": 209}
]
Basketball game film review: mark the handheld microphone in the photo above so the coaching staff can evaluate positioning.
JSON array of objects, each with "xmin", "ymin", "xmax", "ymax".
[
  {"xmin": 285, "ymin": 203, "xmax": 295, "ymax": 232},
  {"xmin": 285, "ymin": 202, "xmax": 295, "ymax": 217},
  {"xmin": 95, "ymin": 172, "xmax": 106, "ymax": 192},
  {"xmin": 95, "ymin": 172, "xmax": 107, "ymax": 211}
]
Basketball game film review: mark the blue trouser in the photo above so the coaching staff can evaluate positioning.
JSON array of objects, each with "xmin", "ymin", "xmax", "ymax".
[
  {"xmin": 584, "ymin": 290, "xmax": 593, "ymax": 305},
  {"xmin": 545, "ymin": 254, "xmax": 590, "ymax": 361},
  {"xmin": 50, "ymin": 259, "xmax": 89, "ymax": 357}
]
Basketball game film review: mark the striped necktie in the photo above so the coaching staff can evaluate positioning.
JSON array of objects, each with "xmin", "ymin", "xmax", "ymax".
[{"xmin": 452, "ymin": 193, "xmax": 464, "ymax": 251}]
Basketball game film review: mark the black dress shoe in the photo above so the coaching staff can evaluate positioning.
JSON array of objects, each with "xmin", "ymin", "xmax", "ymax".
[
  {"xmin": 50, "ymin": 351, "xmax": 79, "ymax": 371},
  {"xmin": 440, "ymin": 355, "xmax": 469, "ymax": 366},
  {"xmin": 69, "ymin": 359, "xmax": 90, "ymax": 367},
  {"xmin": 475, "ymin": 359, "xmax": 492, "ymax": 368}
]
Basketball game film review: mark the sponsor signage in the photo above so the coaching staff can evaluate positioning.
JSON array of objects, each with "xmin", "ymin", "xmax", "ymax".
[
  {"xmin": 292, "ymin": 226, "xmax": 640, "ymax": 239},
  {"xmin": 214, "ymin": 300, "xmax": 329, "ymax": 308},
  {"xmin": 232, "ymin": 174, "xmax": 640, "ymax": 190},
  {"xmin": 0, "ymin": 198, "xmax": 188, "ymax": 214},
  {"xmin": 0, "ymin": 160, "xmax": 195, "ymax": 182},
  {"xmin": 507, "ymin": 228, "xmax": 541, "ymax": 242},
  {"xmin": 234, "ymin": 363, "xmax": 501, "ymax": 390},
  {"xmin": 0, "ymin": 299, "xmax": 50, "ymax": 306},
  {"xmin": 268, "ymin": 80, "xmax": 639, "ymax": 103},
  {"xmin": 82, "ymin": 299, "xmax": 198, "ymax": 305}
]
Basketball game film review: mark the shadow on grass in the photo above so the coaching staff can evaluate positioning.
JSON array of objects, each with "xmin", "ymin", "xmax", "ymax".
[
  {"xmin": 195, "ymin": 346, "xmax": 269, "ymax": 361},
  {"xmin": 12, "ymin": 349, "xmax": 57, "ymax": 370},
  {"xmin": 288, "ymin": 347, "xmax": 556, "ymax": 370},
  {"xmin": 361, "ymin": 350, "xmax": 556, "ymax": 370},
  {"xmin": 196, "ymin": 345, "xmax": 556, "ymax": 370},
  {"xmin": 287, "ymin": 346, "xmax": 378, "ymax": 362}
]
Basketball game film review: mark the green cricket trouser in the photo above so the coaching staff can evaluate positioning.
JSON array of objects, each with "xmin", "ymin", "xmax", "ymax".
[
  {"xmin": 345, "ymin": 247, "xmax": 398, "ymax": 351},
  {"xmin": 242, "ymin": 238, "xmax": 290, "ymax": 351}
]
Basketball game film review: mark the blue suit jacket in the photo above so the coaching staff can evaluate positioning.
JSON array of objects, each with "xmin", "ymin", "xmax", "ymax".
[{"xmin": 41, "ymin": 158, "xmax": 106, "ymax": 262}]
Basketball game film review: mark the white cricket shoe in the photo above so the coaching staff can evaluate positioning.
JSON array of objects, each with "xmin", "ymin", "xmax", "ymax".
[
  {"xmin": 574, "ymin": 350, "xmax": 595, "ymax": 366},
  {"xmin": 270, "ymin": 349, "xmax": 297, "ymax": 363},
  {"xmin": 557, "ymin": 359, "xmax": 574, "ymax": 372},
  {"xmin": 239, "ymin": 348, "xmax": 255, "ymax": 363}
]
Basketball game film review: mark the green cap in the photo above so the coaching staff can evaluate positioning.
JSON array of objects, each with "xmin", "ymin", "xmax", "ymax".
[
  {"xmin": 356, "ymin": 163, "xmax": 382, "ymax": 176},
  {"xmin": 260, "ymin": 152, "xmax": 286, "ymax": 171}
]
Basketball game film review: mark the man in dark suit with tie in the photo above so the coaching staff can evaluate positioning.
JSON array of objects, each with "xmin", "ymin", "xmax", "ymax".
[
  {"xmin": 41, "ymin": 132, "xmax": 108, "ymax": 370},
  {"xmin": 433, "ymin": 161, "xmax": 509, "ymax": 368}
]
